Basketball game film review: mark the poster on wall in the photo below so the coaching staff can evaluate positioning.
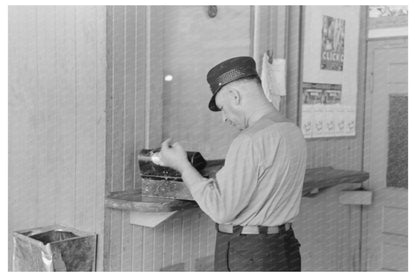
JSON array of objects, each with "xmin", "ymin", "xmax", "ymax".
[
  {"xmin": 301, "ymin": 82, "xmax": 355, "ymax": 138},
  {"xmin": 321, "ymin": 15, "xmax": 345, "ymax": 71},
  {"xmin": 301, "ymin": 6, "xmax": 360, "ymax": 138}
]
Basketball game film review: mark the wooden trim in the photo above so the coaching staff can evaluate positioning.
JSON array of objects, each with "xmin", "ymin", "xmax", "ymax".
[
  {"xmin": 358, "ymin": 5, "xmax": 369, "ymax": 173},
  {"xmin": 252, "ymin": 6, "xmax": 291, "ymax": 116},
  {"xmin": 252, "ymin": 6, "xmax": 288, "ymax": 70},
  {"xmin": 286, "ymin": 6, "xmax": 302, "ymax": 123},
  {"xmin": 362, "ymin": 36, "xmax": 408, "ymax": 272},
  {"xmin": 368, "ymin": 15, "xmax": 407, "ymax": 30},
  {"xmin": 145, "ymin": 6, "xmax": 164, "ymax": 149},
  {"xmin": 249, "ymin": 6, "xmax": 255, "ymax": 57},
  {"xmin": 368, "ymin": 26, "xmax": 408, "ymax": 39},
  {"xmin": 356, "ymin": 6, "xmax": 369, "ymax": 271},
  {"xmin": 252, "ymin": 6, "xmax": 270, "ymax": 70}
]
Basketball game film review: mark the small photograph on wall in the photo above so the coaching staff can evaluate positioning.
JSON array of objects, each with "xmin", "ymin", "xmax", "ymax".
[{"xmin": 321, "ymin": 15, "xmax": 345, "ymax": 71}]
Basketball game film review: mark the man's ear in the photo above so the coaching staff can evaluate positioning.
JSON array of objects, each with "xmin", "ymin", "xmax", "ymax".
[{"xmin": 228, "ymin": 89, "xmax": 241, "ymax": 105}]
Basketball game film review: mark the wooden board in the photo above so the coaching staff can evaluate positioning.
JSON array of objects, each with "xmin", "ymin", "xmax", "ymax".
[{"xmin": 105, "ymin": 190, "xmax": 198, "ymax": 212}]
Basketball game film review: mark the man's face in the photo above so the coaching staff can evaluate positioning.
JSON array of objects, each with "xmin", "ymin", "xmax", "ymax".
[{"xmin": 215, "ymin": 88, "xmax": 244, "ymax": 130}]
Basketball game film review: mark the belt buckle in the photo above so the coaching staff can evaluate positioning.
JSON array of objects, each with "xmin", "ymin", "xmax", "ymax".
[
  {"xmin": 233, "ymin": 225, "xmax": 243, "ymax": 235},
  {"xmin": 258, "ymin": 226, "xmax": 268, "ymax": 235}
]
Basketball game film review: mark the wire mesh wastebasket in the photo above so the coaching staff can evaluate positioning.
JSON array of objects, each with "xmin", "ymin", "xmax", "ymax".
[{"xmin": 12, "ymin": 225, "xmax": 97, "ymax": 271}]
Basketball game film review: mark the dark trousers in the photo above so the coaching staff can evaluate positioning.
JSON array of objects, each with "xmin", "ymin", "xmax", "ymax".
[{"xmin": 214, "ymin": 226, "xmax": 301, "ymax": 271}]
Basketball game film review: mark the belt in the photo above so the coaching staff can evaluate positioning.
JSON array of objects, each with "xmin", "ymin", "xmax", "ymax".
[{"xmin": 216, "ymin": 223, "xmax": 292, "ymax": 235}]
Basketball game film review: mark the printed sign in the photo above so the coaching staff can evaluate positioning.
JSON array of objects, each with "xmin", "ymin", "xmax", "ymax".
[
  {"xmin": 302, "ymin": 83, "xmax": 342, "ymax": 105},
  {"xmin": 321, "ymin": 15, "xmax": 345, "ymax": 71},
  {"xmin": 301, "ymin": 82, "xmax": 355, "ymax": 138}
]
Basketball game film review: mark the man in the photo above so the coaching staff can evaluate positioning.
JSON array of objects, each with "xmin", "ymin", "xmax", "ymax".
[{"xmin": 159, "ymin": 56, "xmax": 306, "ymax": 271}]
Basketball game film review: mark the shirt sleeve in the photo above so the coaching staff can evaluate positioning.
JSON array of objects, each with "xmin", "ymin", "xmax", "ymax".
[{"xmin": 187, "ymin": 135, "xmax": 261, "ymax": 224}]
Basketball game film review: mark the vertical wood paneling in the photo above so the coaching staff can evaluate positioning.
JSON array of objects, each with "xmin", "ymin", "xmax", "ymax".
[
  {"xmin": 120, "ymin": 7, "xmax": 137, "ymax": 272},
  {"xmin": 199, "ymin": 213, "xmax": 209, "ymax": 258},
  {"xmin": 109, "ymin": 209, "xmax": 122, "ymax": 271},
  {"xmin": 146, "ymin": 7, "xmax": 164, "ymax": 148},
  {"xmin": 182, "ymin": 210, "xmax": 193, "ymax": 271},
  {"xmin": 153, "ymin": 223, "xmax": 165, "ymax": 271},
  {"xmin": 95, "ymin": 6, "xmax": 107, "ymax": 271},
  {"xmin": 75, "ymin": 5, "xmax": 98, "ymax": 230},
  {"xmin": 108, "ymin": 7, "xmax": 125, "ymax": 270},
  {"xmin": 103, "ymin": 6, "xmax": 114, "ymax": 270},
  {"xmin": 121, "ymin": 211, "xmax": 133, "ymax": 271},
  {"xmin": 132, "ymin": 225, "xmax": 144, "ymax": 271},
  {"xmin": 142, "ymin": 227, "xmax": 154, "ymax": 271},
  {"xmin": 9, "ymin": 6, "xmax": 39, "ymax": 232},
  {"xmin": 162, "ymin": 217, "xmax": 174, "ymax": 268},
  {"xmin": 191, "ymin": 211, "xmax": 201, "ymax": 269},
  {"xmin": 207, "ymin": 213, "xmax": 217, "ymax": 256},
  {"xmin": 172, "ymin": 216, "xmax": 183, "ymax": 266},
  {"xmin": 287, "ymin": 6, "xmax": 302, "ymax": 123},
  {"xmin": 133, "ymin": 6, "xmax": 147, "ymax": 190},
  {"xmin": 9, "ymin": 6, "xmax": 106, "ymax": 270},
  {"xmin": 36, "ymin": 6, "xmax": 57, "ymax": 227},
  {"xmin": 124, "ymin": 6, "xmax": 137, "ymax": 191},
  {"xmin": 112, "ymin": 6, "xmax": 126, "ymax": 193},
  {"xmin": 104, "ymin": 6, "xmax": 170, "ymax": 272},
  {"xmin": 55, "ymin": 6, "xmax": 76, "ymax": 228},
  {"xmin": 9, "ymin": 7, "xmax": 39, "ymax": 262},
  {"xmin": 34, "ymin": 6, "xmax": 48, "ymax": 227}
]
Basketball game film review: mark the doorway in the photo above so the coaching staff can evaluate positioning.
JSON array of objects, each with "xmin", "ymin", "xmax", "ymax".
[{"xmin": 363, "ymin": 37, "xmax": 408, "ymax": 271}]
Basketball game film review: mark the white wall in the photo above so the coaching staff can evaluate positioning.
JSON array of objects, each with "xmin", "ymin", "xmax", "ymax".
[{"xmin": 8, "ymin": 6, "xmax": 106, "ymax": 270}]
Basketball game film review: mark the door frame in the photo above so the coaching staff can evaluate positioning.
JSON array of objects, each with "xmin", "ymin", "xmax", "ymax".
[{"xmin": 361, "ymin": 36, "xmax": 408, "ymax": 271}]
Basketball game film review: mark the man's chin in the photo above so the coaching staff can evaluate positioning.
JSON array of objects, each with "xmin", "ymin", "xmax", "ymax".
[{"xmin": 225, "ymin": 122, "xmax": 244, "ymax": 131}]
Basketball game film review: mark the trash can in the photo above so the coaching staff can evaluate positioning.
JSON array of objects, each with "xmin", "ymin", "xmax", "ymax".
[{"xmin": 12, "ymin": 225, "xmax": 97, "ymax": 271}]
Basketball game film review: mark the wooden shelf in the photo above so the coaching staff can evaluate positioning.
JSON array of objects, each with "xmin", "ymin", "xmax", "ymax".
[
  {"xmin": 105, "ymin": 190, "xmax": 198, "ymax": 212},
  {"xmin": 105, "ymin": 165, "xmax": 369, "ymax": 212},
  {"xmin": 302, "ymin": 167, "xmax": 369, "ymax": 197}
]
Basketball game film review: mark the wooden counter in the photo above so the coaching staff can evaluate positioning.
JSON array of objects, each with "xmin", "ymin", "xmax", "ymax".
[{"xmin": 105, "ymin": 165, "xmax": 369, "ymax": 212}]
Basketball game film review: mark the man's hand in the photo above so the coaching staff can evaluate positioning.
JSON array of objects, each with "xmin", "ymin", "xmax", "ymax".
[{"xmin": 159, "ymin": 138, "xmax": 191, "ymax": 174}]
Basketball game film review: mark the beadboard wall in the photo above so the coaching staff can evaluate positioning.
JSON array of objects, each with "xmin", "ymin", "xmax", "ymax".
[{"xmin": 8, "ymin": 6, "xmax": 107, "ymax": 270}]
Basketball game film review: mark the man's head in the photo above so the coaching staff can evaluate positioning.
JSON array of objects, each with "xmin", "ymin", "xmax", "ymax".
[
  {"xmin": 214, "ymin": 77, "xmax": 263, "ymax": 130},
  {"xmin": 207, "ymin": 56, "xmax": 271, "ymax": 130},
  {"xmin": 207, "ymin": 56, "xmax": 259, "ymax": 112}
]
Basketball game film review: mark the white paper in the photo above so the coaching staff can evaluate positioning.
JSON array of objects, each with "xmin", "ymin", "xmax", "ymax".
[
  {"xmin": 312, "ymin": 104, "xmax": 325, "ymax": 138},
  {"xmin": 334, "ymin": 105, "xmax": 346, "ymax": 136},
  {"xmin": 345, "ymin": 106, "xmax": 356, "ymax": 136},
  {"xmin": 301, "ymin": 105, "xmax": 314, "ymax": 138},
  {"xmin": 130, "ymin": 211, "xmax": 177, "ymax": 228},
  {"xmin": 323, "ymin": 105, "xmax": 335, "ymax": 137},
  {"xmin": 261, "ymin": 53, "xmax": 287, "ymax": 111}
]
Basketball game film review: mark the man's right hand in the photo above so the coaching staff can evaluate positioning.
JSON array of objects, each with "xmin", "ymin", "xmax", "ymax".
[{"xmin": 159, "ymin": 138, "xmax": 190, "ymax": 174}]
